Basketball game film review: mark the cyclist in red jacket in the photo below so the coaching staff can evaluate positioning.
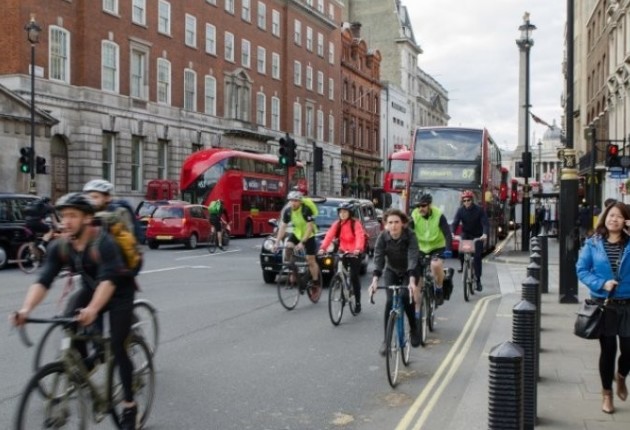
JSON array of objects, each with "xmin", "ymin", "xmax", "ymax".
[{"xmin": 318, "ymin": 201, "xmax": 366, "ymax": 312}]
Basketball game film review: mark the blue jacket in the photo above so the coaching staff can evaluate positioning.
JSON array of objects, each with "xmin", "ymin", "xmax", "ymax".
[{"xmin": 576, "ymin": 236, "xmax": 630, "ymax": 299}]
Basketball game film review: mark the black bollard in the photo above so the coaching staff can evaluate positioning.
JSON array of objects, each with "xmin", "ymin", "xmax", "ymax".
[
  {"xmin": 521, "ymin": 275, "xmax": 541, "ymax": 380},
  {"xmin": 538, "ymin": 233, "xmax": 548, "ymax": 293},
  {"xmin": 488, "ymin": 341, "xmax": 525, "ymax": 430},
  {"xmin": 526, "ymin": 261, "xmax": 540, "ymax": 283},
  {"xmin": 513, "ymin": 300, "xmax": 537, "ymax": 429}
]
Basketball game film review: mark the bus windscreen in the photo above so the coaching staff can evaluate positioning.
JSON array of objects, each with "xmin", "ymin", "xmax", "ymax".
[{"xmin": 414, "ymin": 129, "xmax": 482, "ymax": 161}]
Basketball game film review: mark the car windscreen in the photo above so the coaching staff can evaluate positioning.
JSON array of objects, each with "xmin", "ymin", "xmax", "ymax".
[
  {"xmin": 137, "ymin": 203, "xmax": 159, "ymax": 217},
  {"xmin": 315, "ymin": 202, "xmax": 341, "ymax": 229},
  {"xmin": 153, "ymin": 207, "xmax": 184, "ymax": 219}
]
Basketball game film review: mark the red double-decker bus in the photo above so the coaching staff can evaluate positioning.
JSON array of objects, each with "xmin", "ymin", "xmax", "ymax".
[
  {"xmin": 384, "ymin": 149, "xmax": 411, "ymax": 194},
  {"xmin": 180, "ymin": 148, "xmax": 307, "ymax": 237},
  {"xmin": 406, "ymin": 127, "xmax": 509, "ymax": 251}
]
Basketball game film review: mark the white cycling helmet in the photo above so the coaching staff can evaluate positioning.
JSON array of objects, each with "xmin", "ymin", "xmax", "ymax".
[
  {"xmin": 83, "ymin": 179, "xmax": 114, "ymax": 195},
  {"xmin": 287, "ymin": 191, "xmax": 303, "ymax": 201}
]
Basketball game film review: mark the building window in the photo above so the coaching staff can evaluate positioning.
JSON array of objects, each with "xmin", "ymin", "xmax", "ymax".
[
  {"xmin": 272, "ymin": 10, "xmax": 280, "ymax": 37},
  {"xmin": 158, "ymin": 1, "xmax": 171, "ymax": 34},
  {"xmin": 130, "ymin": 48, "xmax": 147, "ymax": 99},
  {"xmin": 103, "ymin": 0, "xmax": 118, "ymax": 14},
  {"xmin": 294, "ymin": 61, "xmax": 301, "ymax": 86},
  {"xmin": 257, "ymin": 2, "xmax": 266, "ymax": 29},
  {"xmin": 206, "ymin": 0, "xmax": 216, "ymax": 5},
  {"xmin": 205, "ymin": 75, "xmax": 217, "ymax": 115},
  {"xmin": 328, "ymin": 3, "xmax": 334, "ymax": 20},
  {"xmin": 241, "ymin": 39, "xmax": 251, "ymax": 68},
  {"xmin": 225, "ymin": 0, "xmax": 234, "ymax": 14},
  {"xmin": 101, "ymin": 41, "xmax": 119, "ymax": 93},
  {"xmin": 256, "ymin": 92, "xmax": 266, "ymax": 126},
  {"xmin": 306, "ymin": 0, "xmax": 313, "ymax": 6},
  {"xmin": 293, "ymin": 102, "xmax": 302, "ymax": 136},
  {"xmin": 49, "ymin": 26, "xmax": 70, "ymax": 83},
  {"xmin": 205, "ymin": 24, "xmax": 216, "ymax": 55},
  {"xmin": 157, "ymin": 58, "xmax": 171, "ymax": 104},
  {"xmin": 317, "ymin": 33, "xmax": 324, "ymax": 57},
  {"xmin": 328, "ymin": 41, "xmax": 334, "ymax": 64},
  {"xmin": 102, "ymin": 132, "xmax": 116, "ymax": 182},
  {"xmin": 131, "ymin": 135, "xmax": 143, "ymax": 191},
  {"xmin": 317, "ymin": 109, "xmax": 324, "ymax": 141},
  {"xmin": 328, "ymin": 114, "xmax": 334, "ymax": 143},
  {"xmin": 306, "ymin": 105, "xmax": 314, "ymax": 138},
  {"xmin": 317, "ymin": 71, "xmax": 324, "ymax": 95},
  {"xmin": 317, "ymin": 0, "xmax": 324, "ymax": 13},
  {"xmin": 242, "ymin": 0, "xmax": 251, "ymax": 21},
  {"xmin": 306, "ymin": 66, "xmax": 313, "ymax": 91},
  {"xmin": 185, "ymin": 14, "xmax": 197, "ymax": 47},
  {"xmin": 157, "ymin": 139, "xmax": 168, "ymax": 179},
  {"xmin": 257, "ymin": 46, "xmax": 266, "ymax": 74},
  {"xmin": 329, "ymin": 78, "xmax": 334, "ymax": 100},
  {"xmin": 271, "ymin": 96, "xmax": 280, "ymax": 131},
  {"xmin": 224, "ymin": 32, "xmax": 234, "ymax": 62},
  {"xmin": 306, "ymin": 27, "xmax": 313, "ymax": 51},
  {"xmin": 184, "ymin": 69, "xmax": 197, "ymax": 111},
  {"xmin": 294, "ymin": 19, "xmax": 301, "ymax": 45},
  {"xmin": 132, "ymin": 0, "xmax": 146, "ymax": 25},
  {"xmin": 271, "ymin": 52, "xmax": 280, "ymax": 79},
  {"xmin": 224, "ymin": 71, "xmax": 251, "ymax": 121}
]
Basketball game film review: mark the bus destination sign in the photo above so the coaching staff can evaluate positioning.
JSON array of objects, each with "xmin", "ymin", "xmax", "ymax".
[{"xmin": 412, "ymin": 164, "xmax": 478, "ymax": 184}]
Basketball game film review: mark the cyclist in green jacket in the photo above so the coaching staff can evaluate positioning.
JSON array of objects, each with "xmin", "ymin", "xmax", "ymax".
[
  {"xmin": 273, "ymin": 191, "xmax": 321, "ymax": 290},
  {"xmin": 409, "ymin": 193, "xmax": 452, "ymax": 306}
]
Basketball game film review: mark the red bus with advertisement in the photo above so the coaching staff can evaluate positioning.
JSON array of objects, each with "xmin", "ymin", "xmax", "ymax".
[
  {"xmin": 384, "ymin": 149, "xmax": 411, "ymax": 194},
  {"xmin": 407, "ymin": 127, "xmax": 509, "ymax": 251},
  {"xmin": 180, "ymin": 148, "xmax": 307, "ymax": 237}
]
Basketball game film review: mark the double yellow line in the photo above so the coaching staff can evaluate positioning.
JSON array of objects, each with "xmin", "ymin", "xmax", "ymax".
[{"xmin": 395, "ymin": 293, "xmax": 501, "ymax": 430}]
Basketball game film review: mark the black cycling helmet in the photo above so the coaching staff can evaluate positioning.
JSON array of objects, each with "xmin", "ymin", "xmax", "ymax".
[
  {"xmin": 55, "ymin": 192, "xmax": 95, "ymax": 214},
  {"xmin": 337, "ymin": 201, "xmax": 355, "ymax": 216},
  {"xmin": 416, "ymin": 193, "xmax": 432, "ymax": 206}
]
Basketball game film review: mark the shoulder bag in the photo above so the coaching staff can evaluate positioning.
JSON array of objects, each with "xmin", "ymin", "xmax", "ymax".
[{"xmin": 574, "ymin": 296, "xmax": 609, "ymax": 339}]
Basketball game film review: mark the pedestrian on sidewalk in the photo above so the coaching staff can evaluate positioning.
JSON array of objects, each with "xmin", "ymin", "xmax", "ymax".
[{"xmin": 576, "ymin": 201, "xmax": 630, "ymax": 414}]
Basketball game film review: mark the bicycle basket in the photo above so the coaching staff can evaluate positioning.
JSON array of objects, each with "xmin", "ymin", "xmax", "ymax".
[{"xmin": 460, "ymin": 240, "xmax": 474, "ymax": 253}]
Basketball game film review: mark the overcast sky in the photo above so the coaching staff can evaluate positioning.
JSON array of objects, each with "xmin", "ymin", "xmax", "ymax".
[{"xmin": 405, "ymin": 0, "xmax": 566, "ymax": 151}]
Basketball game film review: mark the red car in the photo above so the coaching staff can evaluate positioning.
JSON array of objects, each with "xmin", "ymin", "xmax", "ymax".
[{"xmin": 145, "ymin": 204, "xmax": 210, "ymax": 249}]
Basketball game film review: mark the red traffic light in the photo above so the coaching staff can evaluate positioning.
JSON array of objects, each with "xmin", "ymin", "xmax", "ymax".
[{"xmin": 608, "ymin": 144, "xmax": 619, "ymax": 156}]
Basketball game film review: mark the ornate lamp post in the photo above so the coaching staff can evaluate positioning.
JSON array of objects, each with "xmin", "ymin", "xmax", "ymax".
[{"xmin": 25, "ymin": 15, "xmax": 41, "ymax": 194}]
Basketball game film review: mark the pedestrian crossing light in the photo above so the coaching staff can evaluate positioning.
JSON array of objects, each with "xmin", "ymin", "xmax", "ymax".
[
  {"xmin": 606, "ymin": 143, "xmax": 620, "ymax": 168},
  {"xmin": 278, "ymin": 137, "xmax": 289, "ymax": 167},
  {"xmin": 19, "ymin": 147, "xmax": 33, "ymax": 174},
  {"xmin": 36, "ymin": 156, "xmax": 47, "ymax": 174},
  {"xmin": 287, "ymin": 136, "xmax": 297, "ymax": 167}
]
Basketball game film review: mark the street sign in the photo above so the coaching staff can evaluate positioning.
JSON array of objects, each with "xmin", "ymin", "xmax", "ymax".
[{"xmin": 609, "ymin": 171, "xmax": 628, "ymax": 179}]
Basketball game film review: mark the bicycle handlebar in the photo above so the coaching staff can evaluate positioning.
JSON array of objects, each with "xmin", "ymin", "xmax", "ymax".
[
  {"xmin": 369, "ymin": 285, "xmax": 414, "ymax": 305},
  {"xmin": 12, "ymin": 314, "xmax": 77, "ymax": 348}
]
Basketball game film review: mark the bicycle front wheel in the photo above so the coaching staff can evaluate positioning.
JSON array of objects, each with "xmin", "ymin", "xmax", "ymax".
[
  {"xmin": 419, "ymin": 292, "xmax": 429, "ymax": 346},
  {"xmin": 33, "ymin": 322, "xmax": 65, "ymax": 372},
  {"xmin": 328, "ymin": 275, "xmax": 344, "ymax": 326},
  {"xmin": 110, "ymin": 335, "xmax": 155, "ymax": 429},
  {"xmin": 207, "ymin": 232, "xmax": 217, "ymax": 253},
  {"xmin": 385, "ymin": 312, "xmax": 400, "ymax": 388},
  {"xmin": 400, "ymin": 312, "xmax": 411, "ymax": 366},
  {"xmin": 133, "ymin": 299, "xmax": 160, "ymax": 355},
  {"xmin": 277, "ymin": 267, "xmax": 300, "ymax": 310},
  {"xmin": 17, "ymin": 242, "xmax": 40, "ymax": 274},
  {"xmin": 463, "ymin": 260, "xmax": 472, "ymax": 302},
  {"xmin": 14, "ymin": 362, "xmax": 88, "ymax": 430}
]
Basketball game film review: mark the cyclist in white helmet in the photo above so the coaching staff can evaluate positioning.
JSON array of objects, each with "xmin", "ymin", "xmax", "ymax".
[{"xmin": 83, "ymin": 179, "xmax": 137, "ymax": 237}]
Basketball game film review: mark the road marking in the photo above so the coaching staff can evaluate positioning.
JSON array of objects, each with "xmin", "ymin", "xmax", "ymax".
[
  {"xmin": 141, "ymin": 265, "xmax": 212, "ymax": 273},
  {"xmin": 395, "ymin": 293, "xmax": 501, "ymax": 430},
  {"xmin": 175, "ymin": 248, "xmax": 240, "ymax": 261}
]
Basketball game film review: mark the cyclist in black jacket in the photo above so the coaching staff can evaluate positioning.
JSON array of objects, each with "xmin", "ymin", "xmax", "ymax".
[
  {"xmin": 451, "ymin": 190, "xmax": 488, "ymax": 291},
  {"xmin": 368, "ymin": 208, "xmax": 421, "ymax": 356}
]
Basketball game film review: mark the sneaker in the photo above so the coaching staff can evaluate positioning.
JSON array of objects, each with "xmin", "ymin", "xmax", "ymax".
[
  {"xmin": 379, "ymin": 341, "xmax": 387, "ymax": 356},
  {"xmin": 120, "ymin": 405, "xmax": 138, "ymax": 430},
  {"xmin": 354, "ymin": 302, "xmax": 362, "ymax": 314},
  {"xmin": 476, "ymin": 279, "xmax": 483, "ymax": 292},
  {"xmin": 218, "ymin": 245, "xmax": 224, "ymax": 251},
  {"xmin": 435, "ymin": 287, "xmax": 444, "ymax": 306}
]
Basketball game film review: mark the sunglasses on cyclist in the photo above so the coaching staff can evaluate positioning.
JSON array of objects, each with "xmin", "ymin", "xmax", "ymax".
[{"xmin": 462, "ymin": 199, "xmax": 472, "ymax": 202}]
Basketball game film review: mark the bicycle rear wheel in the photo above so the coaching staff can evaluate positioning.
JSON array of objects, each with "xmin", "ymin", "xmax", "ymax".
[
  {"xmin": 277, "ymin": 266, "xmax": 300, "ymax": 310},
  {"xmin": 306, "ymin": 266, "xmax": 323, "ymax": 303},
  {"xmin": 110, "ymin": 335, "xmax": 155, "ymax": 429},
  {"xmin": 132, "ymin": 299, "xmax": 160, "ymax": 355},
  {"xmin": 385, "ymin": 312, "xmax": 400, "ymax": 388},
  {"xmin": 17, "ymin": 242, "xmax": 40, "ymax": 274},
  {"xmin": 207, "ymin": 232, "xmax": 217, "ymax": 254},
  {"xmin": 14, "ymin": 362, "xmax": 88, "ymax": 430},
  {"xmin": 463, "ymin": 260, "xmax": 472, "ymax": 302},
  {"xmin": 328, "ymin": 275, "xmax": 344, "ymax": 326}
]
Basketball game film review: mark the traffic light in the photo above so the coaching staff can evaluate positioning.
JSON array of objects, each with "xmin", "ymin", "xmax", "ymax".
[
  {"xmin": 510, "ymin": 179, "xmax": 518, "ymax": 205},
  {"xmin": 278, "ymin": 137, "xmax": 289, "ymax": 167},
  {"xmin": 287, "ymin": 137, "xmax": 297, "ymax": 167},
  {"xmin": 36, "ymin": 156, "xmax": 47, "ymax": 174},
  {"xmin": 521, "ymin": 152, "xmax": 532, "ymax": 178},
  {"xmin": 19, "ymin": 147, "xmax": 33, "ymax": 174},
  {"xmin": 607, "ymin": 143, "xmax": 621, "ymax": 168},
  {"xmin": 314, "ymin": 146, "xmax": 323, "ymax": 172}
]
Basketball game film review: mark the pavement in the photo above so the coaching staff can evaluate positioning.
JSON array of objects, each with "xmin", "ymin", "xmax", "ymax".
[{"xmin": 471, "ymin": 232, "xmax": 630, "ymax": 429}]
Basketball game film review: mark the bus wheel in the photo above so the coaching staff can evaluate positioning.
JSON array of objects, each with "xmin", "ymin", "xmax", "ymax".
[{"xmin": 245, "ymin": 219, "xmax": 254, "ymax": 238}]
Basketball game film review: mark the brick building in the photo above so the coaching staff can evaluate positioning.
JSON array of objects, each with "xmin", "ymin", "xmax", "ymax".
[{"xmin": 0, "ymin": 0, "xmax": 344, "ymax": 201}]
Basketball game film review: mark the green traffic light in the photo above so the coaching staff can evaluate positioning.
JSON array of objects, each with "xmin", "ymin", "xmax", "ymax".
[
  {"xmin": 279, "ymin": 156, "xmax": 288, "ymax": 166},
  {"xmin": 20, "ymin": 164, "xmax": 30, "ymax": 173}
]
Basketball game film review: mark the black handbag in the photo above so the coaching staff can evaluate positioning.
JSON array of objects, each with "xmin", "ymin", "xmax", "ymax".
[{"xmin": 574, "ymin": 298, "xmax": 608, "ymax": 339}]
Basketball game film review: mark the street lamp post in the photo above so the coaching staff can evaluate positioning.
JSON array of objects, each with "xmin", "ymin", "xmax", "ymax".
[
  {"xmin": 537, "ymin": 139, "xmax": 542, "ymax": 182},
  {"xmin": 25, "ymin": 15, "xmax": 41, "ymax": 195},
  {"xmin": 516, "ymin": 12, "xmax": 536, "ymax": 252},
  {"xmin": 350, "ymin": 120, "xmax": 356, "ymax": 197}
]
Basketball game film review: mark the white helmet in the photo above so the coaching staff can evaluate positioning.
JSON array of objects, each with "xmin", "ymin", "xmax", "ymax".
[
  {"xmin": 83, "ymin": 179, "xmax": 114, "ymax": 195},
  {"xmin": 287, "ymin": 191, "xmax": 303, "ymax": 201}
]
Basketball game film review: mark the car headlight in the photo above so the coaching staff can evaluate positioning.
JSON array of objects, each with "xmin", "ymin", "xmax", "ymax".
[{"xmin": 263, "ymin": 238, "xmax": 276, "ymax": 252}]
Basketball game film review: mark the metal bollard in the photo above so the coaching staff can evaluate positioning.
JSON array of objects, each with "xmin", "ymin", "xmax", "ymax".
[
  {"xmin": 538, "ymin": 233, "xmax": 548, "ymax": 293},
  {"xmin": 526, "ymin": 261, "xmax": 540, "ymax": 284},
  {"xmin": 521, "ymin": 275, "xmax": 541, "ymax": 380},
  {"xmin": 488, "ymin": 341, "xmax": 525, "ymax": 430},
  {"xmin": 513, "ymin": 300, "xmax": 537, "ymax": 430}
]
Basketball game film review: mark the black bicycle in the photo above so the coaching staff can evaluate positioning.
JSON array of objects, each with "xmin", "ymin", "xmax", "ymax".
[
  {"xmin": 418, "ymin": 255, "xmax": 438, "ymax": 345},
  {"xmin": 326, "ymin": 253, "xmax": 359, "ymax": 326},
  {"xmin": 458, "ymin": 237, "xmax": 483, "ymax": 302},
  {"xmin": 277, "ymin": 247, "xmax": 322, "ymax": 310}
]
